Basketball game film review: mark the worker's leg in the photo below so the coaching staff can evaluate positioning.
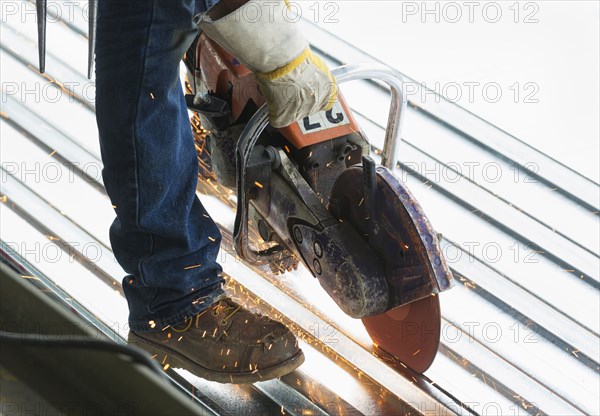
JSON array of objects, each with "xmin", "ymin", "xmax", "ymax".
[{"xmin": 95, "ymin": 0, "xmax": 224, "ymax": 332}]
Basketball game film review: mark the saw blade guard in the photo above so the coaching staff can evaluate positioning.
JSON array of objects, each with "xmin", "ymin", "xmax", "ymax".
[{"xmin": 329, "ymin": 162, "xmax": 453, "ymax": 308}]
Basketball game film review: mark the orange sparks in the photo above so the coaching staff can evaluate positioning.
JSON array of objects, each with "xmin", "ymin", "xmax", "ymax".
[
  {"xmin": 284, "ymin": 145, "xmax": 291, "ymax": 153},
  {"xmin": 150, "ymin": 92, "xmax": 155, "ymax": 100},
  {"xmin": 412, "ymin": 349, "xmax": 421, "ymax": 356},
  {"xmin": 184, "ymin": 264, "xmax": 202, "ymax": 270},
  {"xmin": 149, "ymin": 320, "xmax": 156, "ymax": 329},
  {"xmin": 254, "ymin": 181, "xmax": 264, "ymax": 189},
  {"xmin": 208, "ymin": 236, "xmax": 216, "ymax": 242},
  {"xmin": 163, "ymin": 363, "xmax": 170, "ymax": 370}
]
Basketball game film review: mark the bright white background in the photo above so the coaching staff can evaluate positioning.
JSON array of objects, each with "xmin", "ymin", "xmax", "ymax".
[{"xmin": 300, "ymin": 0, "xmax": 600, "ymax": 182}]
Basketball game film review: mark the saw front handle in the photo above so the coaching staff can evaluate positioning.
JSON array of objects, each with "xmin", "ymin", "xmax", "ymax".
[
  {"xmin": 329, "ymin": 64, "xmax": 408, "ymax": 171},
  {"xmin": 233, "ymin": 63, "xmax": 408, "ymax": 264}
]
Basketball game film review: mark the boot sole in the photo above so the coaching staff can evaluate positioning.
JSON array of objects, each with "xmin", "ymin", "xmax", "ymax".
[{"xmin": 129, "ymin": 332, "xmax": 305, "ymax": 384}]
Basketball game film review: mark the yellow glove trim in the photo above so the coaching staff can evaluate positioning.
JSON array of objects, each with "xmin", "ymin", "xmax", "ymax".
[
  {"xmin": 308, "ymin": 51, "xmax": 338, "ymax": 110},
  {"xmin": 256, "ymin": 47, "xmax": 310, "ymax": 82},
  {"xmin": 256, "ymin": 48, "xmax": 337, "ymax": 110}
]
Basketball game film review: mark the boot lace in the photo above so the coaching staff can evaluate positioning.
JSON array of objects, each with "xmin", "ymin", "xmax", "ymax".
[{"xmin": 172, "ymin": 298, "xmax": 241, "ymax": 333}]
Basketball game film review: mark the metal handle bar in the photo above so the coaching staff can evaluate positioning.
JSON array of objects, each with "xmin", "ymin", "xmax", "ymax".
[{"xmin": 248, "ymin": 63, "xmax": 407, "ymax": 170}]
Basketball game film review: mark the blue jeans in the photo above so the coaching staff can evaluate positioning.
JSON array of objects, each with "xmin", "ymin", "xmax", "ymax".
[{"xmin": 95, "ymin": 0, "xmax": 224, "ymax": 332}]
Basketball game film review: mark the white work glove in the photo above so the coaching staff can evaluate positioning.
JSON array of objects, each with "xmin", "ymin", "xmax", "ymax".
[{"xmin": 195, "ymin": 0, "xmax": 338, "ymax": 128}]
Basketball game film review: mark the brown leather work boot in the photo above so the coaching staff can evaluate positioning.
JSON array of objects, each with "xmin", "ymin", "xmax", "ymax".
[{"xmin": 127, "ymin": 297, "xmax": 304, "ymax": 383}]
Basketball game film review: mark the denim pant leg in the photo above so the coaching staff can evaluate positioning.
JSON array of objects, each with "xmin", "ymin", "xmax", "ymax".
[{"xmin": 95, "ymin": 0, "xmax": 224, "ymax": 332}]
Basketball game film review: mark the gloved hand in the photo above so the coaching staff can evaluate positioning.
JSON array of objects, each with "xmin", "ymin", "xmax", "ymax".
[{"xmin": 195, "ymin": 0, "xmax": 338, "ymax": 128}]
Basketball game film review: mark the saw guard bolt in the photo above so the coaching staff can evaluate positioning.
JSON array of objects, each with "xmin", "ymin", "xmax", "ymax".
[
  {"xmin": 314, "ymin": 241, "xmax": 323, "ymax": 258},
  {"xmin": 313, "ymin": 258, "xmax": 322, "ymax": 275},
  {"xmin": 293, "ymin": 226, "xmax": 303, "ymax": 243}
]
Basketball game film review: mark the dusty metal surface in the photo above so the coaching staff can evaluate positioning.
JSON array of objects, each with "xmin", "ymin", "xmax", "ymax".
[{"xmin": 1, "ymin": 1, "xmax": 599, "ymax": 415}]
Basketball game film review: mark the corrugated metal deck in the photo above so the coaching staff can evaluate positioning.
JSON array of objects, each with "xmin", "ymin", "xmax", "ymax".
[{"xmin": 1, "ymin": 1, "xmax": 599, "ymax": 415}]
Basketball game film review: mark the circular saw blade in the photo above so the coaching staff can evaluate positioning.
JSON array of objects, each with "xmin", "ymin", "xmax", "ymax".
[
  {"xmin": 362, "ymin": 295, "xmax": 441, "ymax": 373},
  {"xmin": 329, "ymin": 164, "xmax": 444, "ymax": 373}
]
